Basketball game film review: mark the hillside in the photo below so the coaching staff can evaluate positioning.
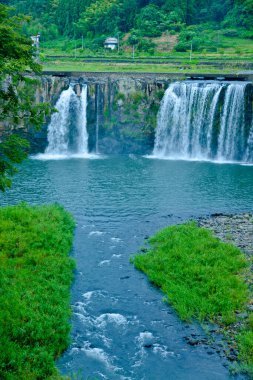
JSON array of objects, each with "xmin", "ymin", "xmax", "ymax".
[{"xmin": 4, "ymin": 0, "xmax": 253, "ymax": 60}]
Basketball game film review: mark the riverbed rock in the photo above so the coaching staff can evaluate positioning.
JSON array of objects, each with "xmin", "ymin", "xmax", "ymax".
[
  {"xmin": 139, "ymin": 332, "xmax": 155, "ymax": 348},
  {"xmin": 198, "ymin": 213, "xmax": 253, "ymax": 256}
]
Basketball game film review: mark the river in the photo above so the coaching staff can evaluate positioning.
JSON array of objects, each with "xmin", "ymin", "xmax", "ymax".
[{"xmin": 1, "ymin": 155, "xmax": 253, "ymax": 380}]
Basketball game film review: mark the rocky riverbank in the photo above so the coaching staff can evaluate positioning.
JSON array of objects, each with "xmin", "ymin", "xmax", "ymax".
[
  {"xmin": 195, "ymin": 213, "xmax": 253, "ymax": 376},
  {"xmin": 198, "ymin": 213, "xmax": 253, "ymax": 257}
]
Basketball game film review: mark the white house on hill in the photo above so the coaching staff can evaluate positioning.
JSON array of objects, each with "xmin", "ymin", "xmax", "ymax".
[{"xmin": 104, "ymin": 37, "xmax": 118, "ymax": 50}]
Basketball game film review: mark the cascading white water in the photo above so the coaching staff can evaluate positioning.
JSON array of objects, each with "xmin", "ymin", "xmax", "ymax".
[
  {"xmin": 153, "ymin": 81, "xmax": 252, "ymax": 163},
  {"xmin": 77, "ymin": 85, "xmax": 88, "ymax": 154},
  {"xmin": 245, "ymin": 119, "xmax": 253, "ymax": 162},
  {"xmin": 217, "ymin": 83, "xmax": 247, "ymax": 161},
  {"xmin": 45, "ymin": 84, "xmax": 89, "ymax": 156},
  {"xmin": 46, "ymin": 86, "xmax": 73, "ymax": 155},
  {"xmin": 95, "ymin": 84, "xmax": 100, "ymax": 154}
]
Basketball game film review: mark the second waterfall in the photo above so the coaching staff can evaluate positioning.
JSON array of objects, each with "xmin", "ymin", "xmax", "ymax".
[{"xmin": 153, "ymin": 81, "xmax": 253, "ymax": 163}]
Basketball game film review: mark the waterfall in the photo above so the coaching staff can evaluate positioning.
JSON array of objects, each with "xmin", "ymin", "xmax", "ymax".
[
  {"xmin": 45, "ymin": 84, "xmax": 89, "ymax": 157},
  {"xmin": 46, "ymin": 86, "xmax": 73, "ymax": 155},
  {"xmin": 95, "ymin": 84, "xmax": 100, "ymax": 154},
  {"xmin": 217, "ymin": 84, "xmax": 247, "ymax": 161},
  {"xmin": 245, "ymin": 119, "xmax": 253, "ymax": 162},
  {"xmin": 153, "ymin": 81, "xmax": 252, "ymax": 163},
  {"xmin": 77, "ymin": 85, "xmax": 88, "ymax": 154}
]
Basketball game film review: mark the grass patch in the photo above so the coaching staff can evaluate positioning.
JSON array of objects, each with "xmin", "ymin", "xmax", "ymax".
[
  {"xmin": 42, "ymin": 61, "xmax": 241, "ymax": 74},
  {"xmin": 133, "ymin": 222, "xmax": 253, "ymax": 374},
  {"xmin": 0, "ymin": 203, "xmax": 75, "ymax": 379}
]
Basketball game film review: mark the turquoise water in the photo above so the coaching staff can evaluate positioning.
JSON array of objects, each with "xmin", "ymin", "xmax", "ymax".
[{"xmin": 1, "ymin": 155, "xmax": 253, "ymax": 380}]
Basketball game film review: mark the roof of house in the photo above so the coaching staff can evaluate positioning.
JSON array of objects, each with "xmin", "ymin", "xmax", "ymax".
[{"xmin": 104, "ymin": 37, "xmax": 118, "ymax": 44}]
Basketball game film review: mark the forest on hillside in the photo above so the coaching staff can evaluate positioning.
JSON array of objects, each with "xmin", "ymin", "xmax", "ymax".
[{"xmin": 2, "ymin": 0, "xmax": 253, "ymax": 53}]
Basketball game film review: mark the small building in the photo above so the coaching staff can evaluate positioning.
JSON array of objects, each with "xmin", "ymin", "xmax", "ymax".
[
  {"xmin": 31, "ymin": 34, "xmax": 40, "ymax": 48},
  {"xmin": 31, "ymin": 34, "xmax": 40, "ymax": 62},
  {"xmin": 104, "ymin": 37, "xmax": 118, "ymax": 50}
]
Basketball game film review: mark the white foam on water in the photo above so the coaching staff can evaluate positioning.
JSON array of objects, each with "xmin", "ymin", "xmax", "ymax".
[
  {"xmin": 31, "ymin": 152, "xmax": 102, "ymax": 161},
  {"xmin": 98, "ymin": 260, "xmax": 111, "ymax": 267},
  {"xmin": 131, "ymin": 359, "xmax": 144, "ymax": 369},
  {"xmin": 89, "ymin": 230, "xmax": 104, "ymax": 236},
  {"xmin": 82, "ymin": 291, "xmax": 94, "ymax": 301},
  {"xmin": 152, "ymin": 344, "xmax": 177, "ymax": 358},
  {"xmin": 95, "ymin": 313, "xmax": 127, "ymax": 329},
  {"xmin": 69, "ymin": 347, "xmax": 79, "ymax": 355},
  {"xmin": 81, "ymin": 342, "xmax": 121, "ymax": 373},
  {"xmin": 74, "ymin": 301, "xmax": 86, "ymax": 314},
  {"xmin": 99, "ymin": 334, "xmax": 112, "ymax": 348},
  {"xmin": 74, "ymin": 312, "xmax": 88, "ymax": 324},
  {"xmin": 111, "ymin": 237, "xmax": 122, "ymax": 243},
  {"xmin": 95, "ymin": 372, "xmax": 108, "ymax": 380},
  {"xmin": 81, "ymin": 345, "xmax": 111, "ymax": 366},
  {"xmin": 71, "ymin": 152, "xmax": 105, "ymax": 159},
  {"xmin": 138, "ymin": 332, "xmax": 155, "ymax": 347},
  {"xmin": 241, "ymin": 163, "xmax": 253, "ymax": 166},
  {"xmin": 112, "ymin": 254, "xmax": 122, "ymax": 259},
  {"xmin": 144, "ymin": 154, "xmax": 252, "ymax": 166}
]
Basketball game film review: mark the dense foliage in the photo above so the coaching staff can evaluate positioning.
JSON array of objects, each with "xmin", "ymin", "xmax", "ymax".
[
  {"xmin": 0, "ymin": 4, "xmax": 51, "ymax": 191},
  {"xmin": 5, "ymin": 0, "xmax": 253, "ymax": 41},
  {"xmin": 133, "ymin": 222, "xmax": 253, "ymax": 373},
  {"xmin": 0, "ymin": 203, "xmax": 75, "ymax": 379}
]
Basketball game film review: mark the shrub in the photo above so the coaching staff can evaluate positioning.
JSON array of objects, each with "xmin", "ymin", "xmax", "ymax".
[{"xmin": 222, "ymin": 28, "xmax": 240, "ymax": 37}]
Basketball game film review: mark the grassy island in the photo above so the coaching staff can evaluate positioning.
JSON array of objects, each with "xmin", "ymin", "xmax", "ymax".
[
  {"xmin": 0, "ymin": 203, "xmax": 75, "ymax": 380},
  {"xmin": 133, "ymin": 222, "xmax": 253, "ymax": 375}
]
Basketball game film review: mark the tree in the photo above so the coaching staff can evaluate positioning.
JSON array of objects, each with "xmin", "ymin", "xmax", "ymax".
[
  {"xmin": 75, "ymin": 0, "xmax": 120, "ymax": 36},
  {"xmin": 7, "ymin": 0, "xmax": 251, "ymax": 40},
  {"xmin": 135, "ymin": 4, "xmax": 173, "ymax": 37},
  {"xmin": 235, "ymin": 0, "xmax": 253, "ymax": 29},
  {"xmin": 0, "ymin": 4, "xmax": 51, "ymax": 191}
]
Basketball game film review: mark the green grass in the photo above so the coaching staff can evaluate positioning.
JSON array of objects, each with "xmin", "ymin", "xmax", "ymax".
[
  {"xmin": 42, "ymin": 60, "xmax": 241, "ymax": 74},
  {"xmin": 0, "ymin": 203, "xmax": 75, "ymax": 380},
  {"xmin": 41, "ymin": 32, "xmax": 253, "ymax": 73},
  {"xmin": 133, "ymin": 222, "xmax": 253, "ymax": 374}
]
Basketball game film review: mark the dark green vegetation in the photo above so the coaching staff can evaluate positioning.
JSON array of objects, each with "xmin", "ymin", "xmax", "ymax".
[
  {"xmin": 133, "ymin": 222, "xmax": 253, "ymax": 374},
  {"xmin": 6, "ymin": 0, "xmax": 252, "ymax": 39},
  {"xmin": 0, "ymin": 203, "xmax": 75, "ymax": 379},
  {"xmin": 0, "ymin": 4, "xmax": 51, "ymax": 191},
  {"xmin": 4, "ymin": 0, "xmax": 253, "ymax": 61}
]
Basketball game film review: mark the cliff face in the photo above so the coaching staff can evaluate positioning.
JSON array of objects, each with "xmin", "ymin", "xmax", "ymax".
[
  {"xmin": 85, "ymin": 74, "xmax": 170, "ymax": 154},
  {"xmin": 11, "ymin": 72, "xmax": 253, "ymax": 155},
  {"xmin": 31, "ymin": 73, "xmax": 181, "ymax": 154}
]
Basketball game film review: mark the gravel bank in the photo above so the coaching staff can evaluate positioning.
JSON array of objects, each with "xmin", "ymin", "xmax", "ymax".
[{"xmin": 198, "ymin": 213, "xmax": 253, "ymax": 257}]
